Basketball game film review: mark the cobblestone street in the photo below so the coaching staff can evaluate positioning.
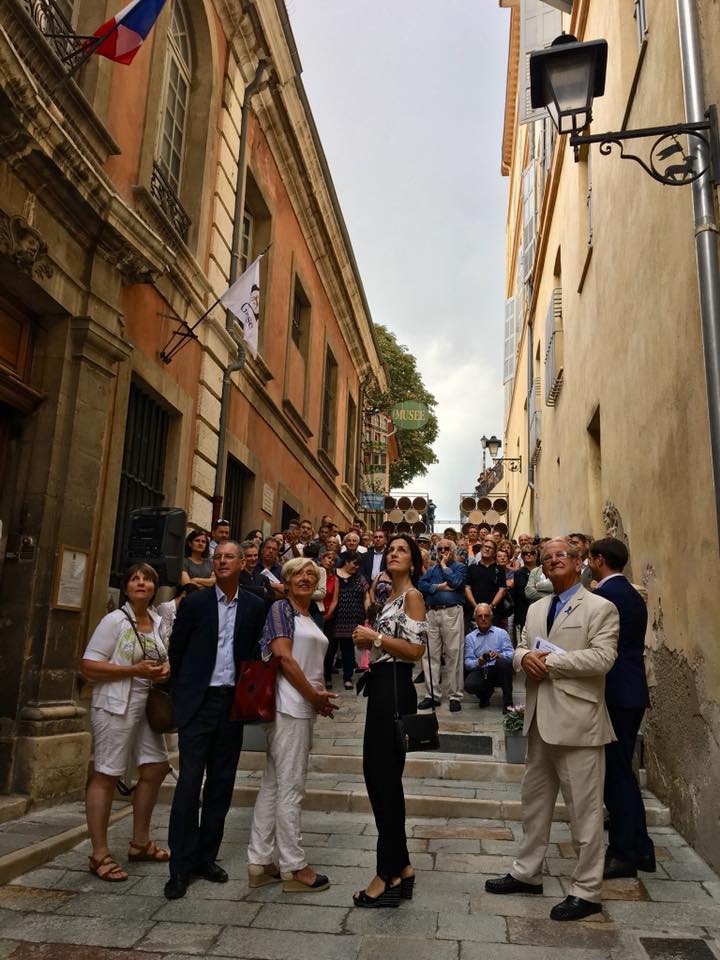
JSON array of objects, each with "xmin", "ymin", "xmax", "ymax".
[{"xmin": 0, "ymin": 690, "xmax": 718, "ymax": 960}]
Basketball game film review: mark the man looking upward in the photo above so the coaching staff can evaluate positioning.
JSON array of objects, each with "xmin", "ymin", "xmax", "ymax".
[{"xmin": 485, "ymin": 538, "xmax": 618, "ymax": 922}]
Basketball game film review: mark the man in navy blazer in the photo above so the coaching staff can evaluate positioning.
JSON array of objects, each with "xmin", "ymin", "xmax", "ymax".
[
  {"xmin": 589, "ymin": 537, "xmax": 655, "ymax": 879},
  {"xmin": 165, "ymin": 540, "xmax": 265, "ymax": 899}
]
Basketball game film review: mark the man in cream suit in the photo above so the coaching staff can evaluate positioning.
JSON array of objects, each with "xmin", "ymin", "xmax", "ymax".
[{"xmin": 486, "ymin": 538, "xmax": 618, "ymax": 921}]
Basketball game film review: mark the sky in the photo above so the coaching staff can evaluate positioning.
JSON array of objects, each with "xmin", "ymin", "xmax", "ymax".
[{"xmin": 287, "ymin": 1, "xmax": 511, "ymax": 524}]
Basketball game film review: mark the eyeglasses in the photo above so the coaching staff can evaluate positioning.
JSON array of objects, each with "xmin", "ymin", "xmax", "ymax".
[{"xmin": 542, "ymin": 551, "xmax": 569, "ymax": 562}]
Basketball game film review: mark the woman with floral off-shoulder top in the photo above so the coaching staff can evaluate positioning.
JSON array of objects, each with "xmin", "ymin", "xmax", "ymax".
[{"xmin": 352, "ymin": 534, "xmax": 427, "ymax": 909}]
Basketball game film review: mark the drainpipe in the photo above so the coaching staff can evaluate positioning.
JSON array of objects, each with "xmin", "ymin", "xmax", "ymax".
[
  {"xmin": 212, "ymin": 58, "xmax": 269, "ymax": 525},
  {"xmin": 676, "ymin": 0, "xmax": 720, "ymax": 540}
]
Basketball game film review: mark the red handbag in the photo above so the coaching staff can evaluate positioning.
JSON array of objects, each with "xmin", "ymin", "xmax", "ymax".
[{"xmin": 231, "ymin": 657, "xmax": 280, "ymax": 723}]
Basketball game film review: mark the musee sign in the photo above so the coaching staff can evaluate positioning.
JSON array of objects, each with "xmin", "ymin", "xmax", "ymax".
[{"xmin": 391, "ymin": 400, "xmax": 429, "ymax": 430}]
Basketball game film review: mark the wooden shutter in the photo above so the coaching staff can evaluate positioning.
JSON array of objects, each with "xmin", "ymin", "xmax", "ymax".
[{"xmin": 519, "ymin": 0, "xmax": 563, "ymax": 125}]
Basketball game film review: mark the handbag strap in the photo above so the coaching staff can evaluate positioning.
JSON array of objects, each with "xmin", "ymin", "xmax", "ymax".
[{"xmin": 123, "ymin": 608, "xmax": 166, "ymax": 662}]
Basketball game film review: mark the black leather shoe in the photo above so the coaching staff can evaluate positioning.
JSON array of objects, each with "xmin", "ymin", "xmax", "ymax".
[
  {"xmin": 603, "ymin": 856, "xmax": 637, "ymax": 879},
  {"xmin": 449, "ymin": 700, "xmax": 461, "ymax": 712},
  {"xmin": 413, "ymin": 671, "xmax": 425, "ymax": 684},
  {"xmin": 164, "ymin": 876, "xmax": 189, "ymax": 900},
  {"xmin": 417, "ymin": 697, "xmax": 440, "ymax": 710},
  {"xmin": 550, "ymin": 895, "xmax": 602, "ymax": 921},
  {"xmin": 192, "ymin": 862, "xmax": 228, "ymax": 883},
  {"xmin": 637, "ymin": 850, "xmax": 657, "ymax": 872},
  {"xmin": 485, "ymin": 874, "xmax": 543, "ymax": 895}
]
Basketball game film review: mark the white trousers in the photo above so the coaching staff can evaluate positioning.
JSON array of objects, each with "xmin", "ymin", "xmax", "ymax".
[
  {"xmin": 423, "ymin": 605, "xmax": 464, "ymax": 701},
  {"xmin": 247, "ymin": 712, "xmax": 314, "ymax": 874},
  {"xmin": 511, "ymin": 720, "xmax": 606, "ymax": 901}
]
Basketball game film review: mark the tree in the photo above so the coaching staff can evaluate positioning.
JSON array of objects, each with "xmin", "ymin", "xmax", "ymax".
[{"xmin": 369, "ymin": 324, "xmax": 439, "ymax": 488}]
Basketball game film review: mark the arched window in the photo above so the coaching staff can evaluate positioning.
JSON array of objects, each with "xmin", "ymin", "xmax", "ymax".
[{"xmin": 157, "ymin": 0, "xmax": 191, "ymax": 194}]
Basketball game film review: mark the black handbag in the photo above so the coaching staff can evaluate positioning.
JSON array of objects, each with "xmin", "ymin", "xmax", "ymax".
[
  {"xmin": 392, "ymin": 642, "xmax": 440, "ymax": 754},
  {"xmin": 124, "ymin": 611, "xmax": 176, "ymax": 734}
]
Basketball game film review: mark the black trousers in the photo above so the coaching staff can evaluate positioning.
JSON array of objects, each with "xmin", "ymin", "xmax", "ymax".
[
  {"xmin": 464, "ymin": 659, "xmax": 514, "ymax": 706},
  {"xmin": 604, "ymin": 704, "xmax": 654, "ymax": 864},
  {"xmin": 363, "ymin": 661, "xmax": 416, "ymax": 878},
  {"xmin": 168, "ymin": 687, "xmax": 244, "ymax": 880}
]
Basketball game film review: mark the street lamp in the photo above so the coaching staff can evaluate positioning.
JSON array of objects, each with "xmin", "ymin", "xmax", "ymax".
[{"xmin": 530, "ymin": 34, "xmax": 720, "ymax": 186}]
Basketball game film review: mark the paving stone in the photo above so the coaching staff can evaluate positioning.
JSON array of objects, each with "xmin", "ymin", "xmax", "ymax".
[
  {"xmin": 0, "ymin": 914, "xmax": 152, "ymax": 948},
  {"xmin": 211, "ymin": 927, "xmax": 361, "ymax": 959},
  {"xmin": 302, "ymin": 845, "xmax": 376, "ymax": 868},
  {"xmin": 56, "ymin": 892, "xmax": 163, "ymax": 919},
  {"xmin": 644, "ymin": 881, "xmax": 713, "ymax": 902},
  {"xmin": 559, "ymin": 841, "xmax": 577, "ymax": 858},
  {"xmin": 435, "ymin": 852, "xmax": 522, "ymax": 874},
  {"xmin": 244, "ymin": 883, "xmax": 358, "ymax": 909},
  {"xmin": 300, "ymin": 817, "xmax": 366, "ymax": 836},
  {"xmin": 5, "ymin": 945, "xmax": 163, "ymax": 960},
  {"xmin": 252, "ymin": 903, "xmax": 348, "ymax": 933},
  {"xmin": 703, "ymin": 881, "xmax": 720, "ymax": 901},
  {"xmin": 461, "ymin": 945, "xmax": 610, "ymax": 960},
  {"xmin": 557, "ymin": 878, "xmax": 649, "ymax": 902},
  {"xmin": 662, "ymin": 862, "xmax": 719, "ymax": 882},
  {"xmin": 507, "ymin": 916, "xmax": 620, "ymax": 948},
  {"xmin": 604, "ymin": 901, "xmax": 720, "ymax": 927},
  {"xmin": 8, "ymin": 869, "xmax": 67, "ymax": 889},
  {"xmin": 470, "ymin": 892, "xmax": 577, "ymax": 919},
  {"xmin": 135, "ymin": 921, "xmax": 222, "ymax": 954},
  {"xmin": 152, "ymin": 899, "xmax": 260, "ymax": 925},
  {"xmin": 51, "ymin": 870, "xmax": 142, "ymax": 895},
  {"xmin": 357, "ymin": 936, "xmax": 458, "ymax": 960},
  {"xmin": 0, "ymin": 943, "xmax": 18, "ymax": 960},
  {"xmin": 345, "ymin": 908, "xmax": 438, "ymax": 936},
  {"xmin": 414, "ymin": 826, "xmax": 513, "ymax": 841},
  {"xmin": 436, "ymin": 911, "xmax": 508, "ymax": 942},
  {"xmin": 428, "ymin": 838, "xmax": 482, "ymax": 853},
  {"xmin": 0, "ymin": 885, "xmax": 75, "ymax": 912},
  {"xmin": 639, "ymin": 937, "xmax": 720, "ymax": 960}
]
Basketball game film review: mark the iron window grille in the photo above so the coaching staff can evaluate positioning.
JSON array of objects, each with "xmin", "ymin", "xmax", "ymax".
[
  {"xmin": 22, "ymin": 0, "xmax": 87, "ymax": 71},
  {"xmin": 150, "ymin": 160, "xmax": 191, "ymax": 240}
]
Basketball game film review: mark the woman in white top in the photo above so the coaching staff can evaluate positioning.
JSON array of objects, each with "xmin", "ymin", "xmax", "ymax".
[
  {"xmin": 352, "ymin": 534, "xmax": 427, "ymax": 908},
  {"xmin": 80, "ymin": 563, "xmax": 170, "ymax": 882},
  {"xmin": 247, "ymin": 558, "xmax": 339, "ymax": 892}
]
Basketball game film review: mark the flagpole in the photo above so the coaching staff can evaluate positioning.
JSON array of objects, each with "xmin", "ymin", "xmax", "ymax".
[{"xmin": 51, "ymin": 19, "xmax": 122, "ymax": 92}]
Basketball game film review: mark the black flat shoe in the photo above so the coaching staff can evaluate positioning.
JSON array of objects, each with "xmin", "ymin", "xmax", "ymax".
[
  {"xmin": 164, "ymin": 875, "xmax": 189, "ymax": 900},
  {"xmin": 485, "ymin": 873, "xmax": 543, "ymax": 895},
  {"xmin": 353, "ymin": 880, "xmax": 401, "ymax": 908},
  {"xmin": 637, "ymin": 849, "xmax": 657, "ymax": 872},
  {"xmin": 550, "ymin": 895, "xmax": 602, "ymax": 921},
  {"xmin": 192, "ymin": 862, "xmax": 228, "ymax": 883},
  {"xmin": 603, "ymin": 856, "xmax": 637, "ymax": 880},
  {"xmin": 400, "ymin": 875, "xmax": 415, "ymax": 900}
]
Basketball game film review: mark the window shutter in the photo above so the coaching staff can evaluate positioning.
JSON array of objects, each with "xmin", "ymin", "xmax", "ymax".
[
  {"xmin": 542, "ymin": 0, "xmax": 572, "ymax": 12},
  {"xmin": 504, "ymin": 297, "xmax": 516, "ymax": 383},
  {"xmin": 519, "ymin": 0, "xmax": 563, "ymax": 125},
  {"xmin": 544, "ymin": 288, "xmax": 564, "ymax": 405},
  {"xmin": 586, "ymin": 150, "xmax": 593, "ymax": 247},
  {"xmin": 521, "ymin": 161, "xmax": 537, "ymax": 281}
]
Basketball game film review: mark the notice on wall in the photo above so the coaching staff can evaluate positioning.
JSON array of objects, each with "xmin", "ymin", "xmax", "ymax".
[
  {"xmin": 262, "ymin": 483, "xmax": 274, "ymax": 516},
  {"xmin": 52, "ymin": 546, "xmax": 89, "ymax": 611}
]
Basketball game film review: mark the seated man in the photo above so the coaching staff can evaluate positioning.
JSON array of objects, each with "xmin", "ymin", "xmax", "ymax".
[{"xmin": 463, "ymin": 603, "xmax": 514, "ymax": 711}]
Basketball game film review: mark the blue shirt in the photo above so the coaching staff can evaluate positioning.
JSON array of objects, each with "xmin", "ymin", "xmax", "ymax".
[
  {"xmin": 418, "ymin": 560, "xmax": 467, "ymax": 607},
  {"xmin": 464, "ymin": 626, "xmax": 514, "ymax": 670},
  {"xmin": 210, "ymin": 585, "xmax": 238, "ymax": 686},
  {"xmin": 552, "ymin": 581, "xmax": 583, "ymax": 618}
]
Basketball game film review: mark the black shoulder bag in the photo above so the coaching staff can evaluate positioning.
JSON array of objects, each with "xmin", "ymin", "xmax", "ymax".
[
  {"xmin": 392, "ymin": 637, "xmax": 440, "ymax": 755},
  {"xmin": 124, "ymin": 611, "xmax": 176, "ymax": 734}
]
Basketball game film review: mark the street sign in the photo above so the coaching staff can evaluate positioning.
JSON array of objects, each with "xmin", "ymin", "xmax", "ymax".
[
  {"xmin": 362, "ymin": 492, "xmax": 386, "ymax": 510},
  {"xmin": 391, "ymin": 400, "xmax": 429, "ymax": 430}
]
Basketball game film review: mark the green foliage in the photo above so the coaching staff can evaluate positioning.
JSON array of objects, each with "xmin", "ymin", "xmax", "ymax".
[
  {"xmin": 502, "ymin": 705, "xmax": 525, "ymax": 734},
  {"xmin": 369, "ymin": 324, "xmax": 439, "ymax": 488}
]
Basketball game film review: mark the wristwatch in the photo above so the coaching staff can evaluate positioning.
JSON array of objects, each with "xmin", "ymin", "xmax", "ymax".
[{"xmin": 373, "ymin": 633, "xmax": 383, "ymax": 649}]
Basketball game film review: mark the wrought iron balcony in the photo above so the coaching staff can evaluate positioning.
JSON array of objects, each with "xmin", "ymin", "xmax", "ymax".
[
  {"xmin": 150, "ymin": 161, "xmax": 191, "ymax": 241},
  {"xmin": 22, "ymin": 0, "xmax": 86, "ymax": 71}
]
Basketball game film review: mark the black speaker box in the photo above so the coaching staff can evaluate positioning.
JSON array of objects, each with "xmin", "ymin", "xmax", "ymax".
[{"xmin": 124, "ymin": 506, "xmax": 187, "ymax": 586}]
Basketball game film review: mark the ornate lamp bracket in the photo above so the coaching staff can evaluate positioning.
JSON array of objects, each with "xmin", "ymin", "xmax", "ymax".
[
  {"xmin": 503, "ymin": 457, "xmax": 523, "ymax": 473},
  {"xmin": 570, "ymin": 106, "xmax": 720, "ymax": 186}
]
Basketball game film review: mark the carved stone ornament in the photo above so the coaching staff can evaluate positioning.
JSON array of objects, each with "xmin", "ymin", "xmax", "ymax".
[{"xmin": 0, "ymin": 211, "xmax": 54, "ymax": 280}]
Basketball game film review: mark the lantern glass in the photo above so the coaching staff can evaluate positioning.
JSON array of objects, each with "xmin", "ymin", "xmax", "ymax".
[
  {"xmin": 530, "ymin": 37, "xmax": 608, "ymax": 137},
  {"xmin": 487, "ymin": 436, "xmax": 502, "ymax": 459}
]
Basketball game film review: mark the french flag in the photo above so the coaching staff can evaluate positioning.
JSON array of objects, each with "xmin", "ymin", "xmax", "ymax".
[{"xmin": 90, "ymin": 0, "xmax": 166, "ymax": 66}]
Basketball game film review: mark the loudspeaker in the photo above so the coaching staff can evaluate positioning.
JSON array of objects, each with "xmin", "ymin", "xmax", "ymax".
[{"xmin": 124, "ymin": 506, "xmax": 187, "ymax": 586}]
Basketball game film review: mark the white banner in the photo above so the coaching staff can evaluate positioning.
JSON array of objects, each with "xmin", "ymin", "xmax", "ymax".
[{"xmin": 219, "ymin": 256, "xmax": 261, "ymax": 357}]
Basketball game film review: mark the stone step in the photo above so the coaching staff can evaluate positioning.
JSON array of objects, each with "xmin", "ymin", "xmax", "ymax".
[{"xmin": 0, "ymin": 794, "xmax": 30, "ymax": 826}]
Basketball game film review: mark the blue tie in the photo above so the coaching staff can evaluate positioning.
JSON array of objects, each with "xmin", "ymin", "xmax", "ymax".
[{"xmin": 546, "ymin": 594, "xmax": 561, "ymax": 633}]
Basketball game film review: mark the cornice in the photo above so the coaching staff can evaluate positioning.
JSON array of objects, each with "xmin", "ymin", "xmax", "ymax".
[{"xmin": 501, "ymin": 9, "xmax": 520, "ymax": 177}]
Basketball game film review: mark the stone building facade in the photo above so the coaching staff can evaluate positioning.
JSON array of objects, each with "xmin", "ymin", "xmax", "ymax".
[
  {"xmin": 499, "ymin": 0, "xmax": 720, "ymax": 869},
  {"xmin": 0, "ymin": 0, "xmax": 385, "ymax": 803}
]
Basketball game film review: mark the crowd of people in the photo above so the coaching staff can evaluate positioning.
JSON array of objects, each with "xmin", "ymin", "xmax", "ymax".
[{"xmin": 78, "ymin": 512, "xmax": 653, "ymax": 923}]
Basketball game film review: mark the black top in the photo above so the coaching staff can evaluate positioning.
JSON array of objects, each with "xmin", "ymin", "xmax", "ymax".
[
  {"xmin": 594, "ymin": 575, "xmax": 650, "ymax": 709},
  {"xmin": 466, "ymin": 562, "xmax": 505, "ymax": 606},
  {"xmin": 512, "ymin": 566, "xmax": 533, "ymax": 627}
]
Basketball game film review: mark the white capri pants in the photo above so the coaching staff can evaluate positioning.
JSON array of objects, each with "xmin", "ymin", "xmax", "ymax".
[
  {"xmin": 90, "ymin": 686, "xmax": 168, "ymax": 777},
  {"xmin": 247, "ymin": 711, "xmax": 314, "ymax": 874}
]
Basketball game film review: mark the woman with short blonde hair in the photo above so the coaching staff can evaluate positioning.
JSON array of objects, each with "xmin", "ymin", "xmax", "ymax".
[{"xmin": 247, "ymin": 557, "xmax": 338, "ymax": 892}]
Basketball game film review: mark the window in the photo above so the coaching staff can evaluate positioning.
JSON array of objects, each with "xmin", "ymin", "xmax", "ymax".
[
  {"xmin": 544, "ymin": 288, "xmax": 564, "ymax": 406},
  {"xmin": 224, "ymin": 456, "xmax": 253, "ymax": 541},
  {"xmin": 291, "ymin": 277, "xmax": 310, "ymax": 359},
  {"xmin": 519, "ymin": 0, "xmax": 563, "ymax": 125},
  {"xmin": 111, "ymin": 382, "xmax": 170, "ymax": 584},
  {"xmin": 634, "ymin": 0, "xmax": 648, "ymax": 49},
  {"xmin": 521, "ymin": 160, "xmax": 536, "ymax": 281},
  {"xmin": 344, "ymin": 395, "xmax": 358, "ymax": 486},
  {"xmin": 239, "ymin": 213, "xmax": 253, "ymax": 275},
  {"xmin": 157, "ymin": 0, "xmax": 191, "ymax": 194},
  {"xmin": 320, "ymin": 348, "xmax": 338, "ymax": 456},
  {"xmin": 503, "ymin": 297, "xmax": 516, "ymax": 384}
]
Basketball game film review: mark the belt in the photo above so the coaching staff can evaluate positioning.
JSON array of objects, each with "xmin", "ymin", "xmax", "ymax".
[{"xmin": 427, "ymin": 603, "xmax": 463, "ymax": 610}]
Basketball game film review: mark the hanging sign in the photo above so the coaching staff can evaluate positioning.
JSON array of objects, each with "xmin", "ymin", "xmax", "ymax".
[{"xmin": 391, "ymin": 401, "xmax": 429, "ymax": 431}]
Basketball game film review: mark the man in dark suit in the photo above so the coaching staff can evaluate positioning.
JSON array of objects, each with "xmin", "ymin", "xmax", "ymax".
[
  {"xmin": 165, "ymin": 540, "xmax": 265, "ymax": 899},
  {"xmin": 360, "ymin": 529, "xmax": 386, "ymax": 583},
  {"xmin": 589, "ymin": 537, "xmax": 655, "ymax": 879}
]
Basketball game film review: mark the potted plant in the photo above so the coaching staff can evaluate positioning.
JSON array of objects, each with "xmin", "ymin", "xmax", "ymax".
[{"xmin": 503, "ymin": 705, "xmax": 527, "ymax": 764}]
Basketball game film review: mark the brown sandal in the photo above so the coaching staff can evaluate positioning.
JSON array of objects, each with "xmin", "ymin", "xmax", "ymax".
[
  {"xmin": 128, "ymin": 839, "xmax": 170, "ymax": 862},
  {"xmin": 89, "ymin": 854, "xmax": 128, "ymax": 882}
]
